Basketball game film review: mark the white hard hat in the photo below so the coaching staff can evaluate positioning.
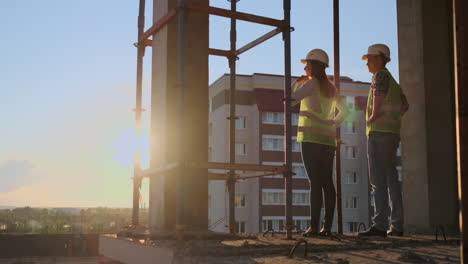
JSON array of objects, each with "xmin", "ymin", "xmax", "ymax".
[
  {"xmin": 301, "ymin": 49, "xmax": 329, "ymax": 67},
  {"xmin": 362, "ymin": 44, "xmax": 391, "ymax": 62}
]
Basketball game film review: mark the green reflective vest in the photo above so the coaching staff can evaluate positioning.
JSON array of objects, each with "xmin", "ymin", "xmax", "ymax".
[
  {"xmin": 366, "ymin": 69, "xmax": 402, "ymax": 136},
  {"xmin": 297, "ymin": 83, "xmax": 337, "ymax": 147}
]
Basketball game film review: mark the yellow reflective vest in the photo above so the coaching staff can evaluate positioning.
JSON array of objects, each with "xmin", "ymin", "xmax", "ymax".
[
  {"xmin": 366, "ymin": 69, "xmax": 402, "ymax": 136},
  {"xmin": 297, "ymin": 84, "xmax": 338, "ymax": 147}
]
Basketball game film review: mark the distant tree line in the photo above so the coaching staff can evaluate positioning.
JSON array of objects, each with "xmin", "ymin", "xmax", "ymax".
[{"xmin": 0, "ymin": 207, "xmax": 148, "ymax": 234}]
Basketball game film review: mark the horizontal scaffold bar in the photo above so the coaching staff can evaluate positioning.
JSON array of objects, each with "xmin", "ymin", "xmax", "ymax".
[
  {"xmin": 186, "ymin": 3, "xmax": 285, "ymax": 28},
  {"xmin": 237, "ymin": 171, "xmax": 283, "ymax": 180},
  {"xmin": 186, "ymin": 161, "xmax": 285, "ymax": 173},
  {"xmin": 141, "ymin": 161, "xmax": 285, "ymax": 178},
  {"xmin": 208, "ymin": 48, "xmax": 234, "ymax": 58},
  {"xmin": 208, "ymin": 171, "xmax": 286, "ymax": 181},
  {"xmin": 208, "ymin": 173, "xmax": 231, "ymax": 180},
  {"xmin": 139, "ymin": 7, "xmax": 178, "ymax": 44},
  {"xmin": 138, "ymin": 5, "xmax": 285, "ymax": 52},
  {"xmin": 236, "ymin": 27, "xmax": 283, "ymax": 56},
  {"xmin": 141, "ymin": 162, "xmax": 180, "ymax": 178},
  {"xmin": 143, "ymin": 39, "xmax": 153, "ymax": 47}
]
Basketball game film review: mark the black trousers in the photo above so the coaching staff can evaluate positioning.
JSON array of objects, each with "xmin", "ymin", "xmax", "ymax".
[{"xmin": 301, "ymin": 142, "xmax": 336, "ymax": 231}]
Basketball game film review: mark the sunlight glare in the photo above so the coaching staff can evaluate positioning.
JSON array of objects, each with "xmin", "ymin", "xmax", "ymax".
[{"xmin": 112, "ymin": 127, "xmax": 150, "ymax": 169}]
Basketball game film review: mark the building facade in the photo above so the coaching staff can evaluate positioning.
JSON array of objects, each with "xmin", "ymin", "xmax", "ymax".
[{"xmin": 208, "ymin": 73, "xmax": 372, "ymax": 233}]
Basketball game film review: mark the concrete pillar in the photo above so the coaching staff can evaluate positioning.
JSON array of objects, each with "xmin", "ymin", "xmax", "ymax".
[
  {"xmin": 397, "ymin": 0, "xmax": 458, "ymax": 233},
  {"xmin": 149, "ymin": 0, "xmax": 209, "ymax": 232}
]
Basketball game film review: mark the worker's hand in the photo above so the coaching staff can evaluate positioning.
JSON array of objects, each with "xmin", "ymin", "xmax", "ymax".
[
  {"xmin": 332, "ymin": 119, "xmax": 340, "ymax": 127},
  {"xmin": 367, "ymin": 115, "xmax": 376, "ymax": 125},
  {"xmin": 296, "ymin": 75, "xmax": 309, "ymax": 84}
]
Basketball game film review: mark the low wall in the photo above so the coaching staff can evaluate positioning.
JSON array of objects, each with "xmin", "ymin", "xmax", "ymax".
[
  {"xmin": 99, "ymin": 235, "xmax": 173, "ymax": 264},
  {"xmin": 0, "ymin": 234, "xmax": 99, "ymax": 257}
]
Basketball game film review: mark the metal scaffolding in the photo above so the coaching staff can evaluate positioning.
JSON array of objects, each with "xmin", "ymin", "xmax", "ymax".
[{"xmin": 131, "ymin": 0, "xmax": 344, "ymax": 239}]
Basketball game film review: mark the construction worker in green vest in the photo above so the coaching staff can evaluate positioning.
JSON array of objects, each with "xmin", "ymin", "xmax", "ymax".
[
  {"xmin": 292, "ymin": 49, "xmax": 348, "ymax": 236},
  {"xmin": 358, "ymin": 44, "xmax": 409, "ymax": 237}
]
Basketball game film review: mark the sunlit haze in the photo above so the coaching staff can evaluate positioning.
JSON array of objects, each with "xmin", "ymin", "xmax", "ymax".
[{"xmin": 0, "ymin": 0, "xmax": 398, "ymax": 208}]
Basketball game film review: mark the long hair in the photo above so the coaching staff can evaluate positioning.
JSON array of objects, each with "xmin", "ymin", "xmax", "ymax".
[{"xmin": 309, "ymin": 60, "xmax": 336, "ymax": 98}]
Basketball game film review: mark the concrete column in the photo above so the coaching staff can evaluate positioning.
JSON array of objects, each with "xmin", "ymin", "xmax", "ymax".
[
  {"xmin": 397, "ymin": 0, "xmax": 458, "ymax": 233},
  {"xmin": 149, "ymin": 0, "xmax": 209, "ymax": 232}
]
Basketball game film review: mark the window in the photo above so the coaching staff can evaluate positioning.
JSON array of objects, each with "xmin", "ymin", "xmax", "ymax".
[
  {"xmin": 292, "ymin": 165, "xmax": 307, "ymax": 179},
  {"xmin": 344, "ymin": 121, "xmax": 356, "ymax": 134},
  {"xmin": 345, "ymin": 146, "xmax": 357, "ymax": 159},
  {"xmin": 262, "ymin": 219, "xmax": 284, "ymax": 232},
  {"xmin": 262, "ymin": 190, "xmax": 285, "ymax": 205},
  {"xmin": 235, "ymin": 143, "xmax": 246, "ymax": 155},
  {"xmin": 346, "ymin": 96, "xmax": 355, "ymax": 111},
  {"xmin": 209, "ymin": 122, "xmax": 213, "ymax": 136},
  {"xmin": 292, "ymin": 137, "xmax": 301, "ymax": 152},
  {"xmin": 235, "ymin": 221, "xmax": 246, "ymax": 233},
  {"xmin": 292, "ymin": 191, "xmax": 309, "ymax": 205},
  {"xmin": 344, "ymin": 197, "xmax": 359, "ymax": 209},
  {"xmin": 208, "ymin": 147, "xmax": 212, "ymax": 161},
  {"xmin": 344, "ymin": 171, "xmax": 358, "ymax": 184},
  {"xmin": 292, "ymin": 113, "xmax": 299, "ymax": 126},
  {"xmin": 235, "ymin": 194, "xmax": 246, "ymax": 208},
  {"xmin": 262, "ymin": 219, "xmax": 271, "ymax": 231},
  {"xmin": 348, "ymin": 222, "xmax": 359, "ymax": 232},
  {"xmin": 262, "ymin": 135, "xmax": 283, "ymax": 151},
  {"xmin": 397, "ymin": 143, "xmax": 402, "ymax": 156},
  {"xmin": 262, "ymin": 112, "xmax": 284, "ymax": 124},
  {"xmin": 262, "ymin": 135, "xmax": 300, "ymax": 152},
  {"xmin": 235, "ymin": 116, "xmax": 246, "ymax": 129},
  {"xmin": 293, "ymin": 219, "xmax": 310, "ymax": 231},
  {"xmin": 263, "ymin": 217, "xmax": 309, "ymax": 232}
]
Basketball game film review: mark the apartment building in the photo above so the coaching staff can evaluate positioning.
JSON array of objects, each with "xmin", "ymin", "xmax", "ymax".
[{"xmin": 208, "ymin": 73, "xmax": 373, "ymax": 234}]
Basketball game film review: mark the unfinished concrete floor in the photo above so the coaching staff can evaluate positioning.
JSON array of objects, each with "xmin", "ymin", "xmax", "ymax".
[{"xmin": 100, "ymin": 233, "xmax": 460, "ymax": 263}]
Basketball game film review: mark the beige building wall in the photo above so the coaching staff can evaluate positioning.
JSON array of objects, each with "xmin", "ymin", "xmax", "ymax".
[{"xmin": 209, "ymin": 73, "xmax": 372, "ymax": 233}]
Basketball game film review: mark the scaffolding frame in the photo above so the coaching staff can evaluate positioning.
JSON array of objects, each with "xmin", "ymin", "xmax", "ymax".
[{"xmin": 132, "ymin": 0, "xmax": 343, "ymax": 239}]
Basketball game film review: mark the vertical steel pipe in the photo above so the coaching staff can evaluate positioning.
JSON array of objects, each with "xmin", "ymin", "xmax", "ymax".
[
  {"xmin": 228, "ymin": 0, "xmax": 238, "ymax": 234},
  {"xmin": 176, "ymin": 0, "xmax": 187, "ymax": 234},
  {"xmin": 453, "ymin": 0, "xmax": 467, "ymax": 261},
  {"xmin": 132, "ymin": 0, "xmax": 146, "ymax": 227},
  {"xmin": 333, "ymin": 0, "xmax": 343, "ymax": 234},
  {"xmin": 283, "ymin": 0, "xmax": 293, "ymax": 240}
]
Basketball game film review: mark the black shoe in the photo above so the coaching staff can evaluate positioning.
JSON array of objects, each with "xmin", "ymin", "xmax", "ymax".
[
  {"xmin": 318, "ymin": 228, "xmax": 332, "ymax": 236},
  {"xmin": 302, "ymin": 227, "xmax": 318, "ymax": 237},
  {"xmin": 387, "ymin": 229, "xmax": 404, "ymax": 237},
  {"xmin": 358, "ymin": 226, "xmax": 387, "ymax": 237}
]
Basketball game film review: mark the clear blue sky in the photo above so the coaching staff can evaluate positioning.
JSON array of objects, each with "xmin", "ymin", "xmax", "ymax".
[{"xmin": 0, "ymin": 0, "xmax": 398, "ymax": 207}]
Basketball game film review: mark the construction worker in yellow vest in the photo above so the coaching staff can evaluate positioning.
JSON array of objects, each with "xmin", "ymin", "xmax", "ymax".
[
  {"xmin": 358, "ymin": 44, "xmax": 409, "ymax": 237},
  {"xmin": 291, "ymin": 49, "xmax": 348, "ymax": 236}
]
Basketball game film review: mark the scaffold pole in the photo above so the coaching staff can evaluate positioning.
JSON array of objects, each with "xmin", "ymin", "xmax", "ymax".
[
  {"xmin": 333, "ymin": 0, "xmax": 343, "ymax": 234},
  {"xmin": 132, "ymin": 0, "xmax": 146, "ymax": 227}
]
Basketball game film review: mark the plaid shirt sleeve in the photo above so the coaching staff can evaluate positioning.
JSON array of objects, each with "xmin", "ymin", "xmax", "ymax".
[{"xmin": 371, "ymin": 71, "xmax": 389, "ymax": 97}]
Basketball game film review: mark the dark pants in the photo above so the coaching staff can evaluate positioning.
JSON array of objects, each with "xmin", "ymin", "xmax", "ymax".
[
  {"xmin": 367, "ymin": 131, "xmax": 403, "ymax": 231},
  {"xmin": 301, "ymin": 142, "xmax": 336, "ymax": 231}
]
